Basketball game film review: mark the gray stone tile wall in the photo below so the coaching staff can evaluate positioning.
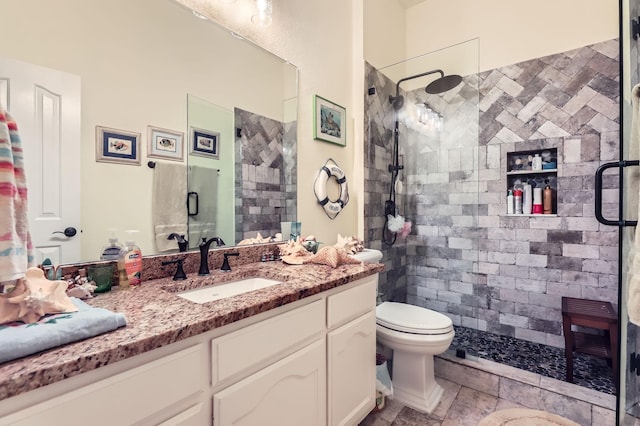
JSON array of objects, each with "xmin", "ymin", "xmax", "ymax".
[
  {"xmin": 234, "ymin": 108, "xmax": 296, "ymax": 242},
  {"xmin": 364, "ymin": 38, "xmax": 620, "ymax": 349}
]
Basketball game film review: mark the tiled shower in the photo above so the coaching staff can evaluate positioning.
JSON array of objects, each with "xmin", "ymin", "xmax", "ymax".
[
  {"xmin": 234, "ymin": 108, "xmax": 297, "ymax": 242},
  {"xmin": 364, "ymin": 38, "xmax": 620, "ymax": 390}
]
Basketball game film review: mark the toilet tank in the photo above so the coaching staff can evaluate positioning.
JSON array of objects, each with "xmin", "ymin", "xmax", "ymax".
[{"xmin": 350, "ymin": 249, "xmax": 383, "ymax": 263}]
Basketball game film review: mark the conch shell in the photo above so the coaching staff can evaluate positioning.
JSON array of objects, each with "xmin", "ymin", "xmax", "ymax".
[
  {"xmin": 280, "ymin": 237, "xmax": 313, "ymax": 264},
  {"xmin": 0, "ymin": 267, "xmax": 78, "ymax": 324},
  {"xmin": 333, "ymin": 234, "xmax": 364, "ymax": 255},
  {"xmin": 303, "ymin": 246, "xmax": 362, "ymax": 268}
]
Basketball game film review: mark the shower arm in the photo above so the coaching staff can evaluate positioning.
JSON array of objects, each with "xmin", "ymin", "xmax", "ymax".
[{"xmin": 389, "ymin": 69, "xmax": 444, "ymax": 102}]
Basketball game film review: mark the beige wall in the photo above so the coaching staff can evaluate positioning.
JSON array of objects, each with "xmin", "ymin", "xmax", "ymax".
[
  {"xmin": 408, "ymin": 0, "xmax": 618, "ymax": 73},
  {"xmin": 180, "ymin": 0, "xmax": 364, "ymax": 245},
  {"xmin": 1, "ymin": 0, "xmax": 289, "ymax": 261},
  {"xmin": 366, "ymin": 0, "xmax": 618, "ymax": 72}
]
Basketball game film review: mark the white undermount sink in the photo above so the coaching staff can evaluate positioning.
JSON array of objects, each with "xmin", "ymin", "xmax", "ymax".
[{"xmin": 176, "ymin": 277, "xmax": 282, "ymax": 304}]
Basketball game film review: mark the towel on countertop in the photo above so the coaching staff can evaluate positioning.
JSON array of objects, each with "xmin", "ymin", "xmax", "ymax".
[
  {"xmin": 626, "ymin": 84, "xmax": 640, "ymax": 326},
  {"xmin": 0, "ymin": 103, "xmax": 34, "ymax": 284},
  {"xmin": 0, "ymin": 297, "xmax": 127, "ymax": 364},
  {"xmin": 188, "ymin": 165, "xmax": 219, "ymax": 242},
  {"xmin": 152, "ymin": 162, "xmax": 188, "ymax": 252}
]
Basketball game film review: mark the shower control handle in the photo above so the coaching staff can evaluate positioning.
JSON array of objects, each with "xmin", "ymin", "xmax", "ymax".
[{"xmin": 388, "ymin": 164, "xmax": 404, "ymax": 172}]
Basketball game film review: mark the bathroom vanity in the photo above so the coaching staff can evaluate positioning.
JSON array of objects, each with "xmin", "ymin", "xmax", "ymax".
[{"xmin": 0, "ymin": 260, "xmax": 382, "ymax": 426}]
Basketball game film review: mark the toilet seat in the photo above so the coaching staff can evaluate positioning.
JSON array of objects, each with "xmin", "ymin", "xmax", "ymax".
[{"xmin": 376, "ymin": 302, "xmax": 453, "ymax": 335}]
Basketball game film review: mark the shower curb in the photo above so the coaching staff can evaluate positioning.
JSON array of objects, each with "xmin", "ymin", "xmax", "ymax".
[{"xmin": 435, "ymin": 352, "xmax": 616, "ymax": 425}]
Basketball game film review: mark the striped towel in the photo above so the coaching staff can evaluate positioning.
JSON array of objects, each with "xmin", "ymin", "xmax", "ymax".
[{"xmin": 0, "ymin": 103, "xmax": 33, "ymax": 284}]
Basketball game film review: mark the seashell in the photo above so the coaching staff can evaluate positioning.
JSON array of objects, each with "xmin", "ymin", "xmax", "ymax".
[
  {"xmin": 303, "ymin": 246, "xmax": 362, "ymax": 268},
  {"xmin": 0, "ymin": 267, "xmax": 78, "ymax": 324},
  {"xmin": 334, "ymin": 234, "xmax": 365, "ymax": 255}
]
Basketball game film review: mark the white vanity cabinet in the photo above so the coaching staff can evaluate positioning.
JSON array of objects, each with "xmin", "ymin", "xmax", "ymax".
[
  {"xmin": 327, "ymin": 277, "xmax": 377, "ymax": 426},
  {"xmin": 213, "ymin": 340, "xmax": 326, "ymax": 426},
  {"xmin": 211, "ymin": 299, "xmax": 326, "ymax": 426},
  {"xmin": 211, "ymin": 275, "xmax": 377, "ymax": 426},
  {"xmin": 0, "ymin": 344, "xmax": 209, "ymax": 426},
  {"xmin": 0, "ymin": 274, "xmax": 379, "ymax": 426}
]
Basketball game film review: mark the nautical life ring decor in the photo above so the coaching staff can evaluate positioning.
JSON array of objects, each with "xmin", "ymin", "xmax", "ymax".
[{"xmin": 314, "ymin": 159, "xmax": 349, "ymax": 219}]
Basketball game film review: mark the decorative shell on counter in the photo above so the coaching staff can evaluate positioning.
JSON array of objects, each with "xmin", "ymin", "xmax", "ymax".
[
  {"xmin": 237, "ymin": 232, "xmax": 271, "ymax": 246},
  {"xmin": 0, "ymin": 267, "xmax": 78, "ymax": 325},
  {"xmin": 302, "ymin": 246, "xmax": 362, "ymax": 268},
  {"xmin": 334, "ymin": 234, "xmax": 364, "ymax": 255},
  {"xmin": 279, "ymin": 237, "xmax": 313, "ymax": 265}
]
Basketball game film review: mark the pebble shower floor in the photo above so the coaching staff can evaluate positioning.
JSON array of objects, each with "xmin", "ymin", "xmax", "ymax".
[{"xmin": 452, "ymin": 326, "xmax": 616, "ymax": 395}]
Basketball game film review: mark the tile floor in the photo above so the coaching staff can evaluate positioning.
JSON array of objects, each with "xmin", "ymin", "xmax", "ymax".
[
  {"xmin": 359, "ymin": 377, "xmax": 539, "ymax": 425},
  {"xmin": 360, "ymin": 325, "xmax": 620, "ymax": 425}
]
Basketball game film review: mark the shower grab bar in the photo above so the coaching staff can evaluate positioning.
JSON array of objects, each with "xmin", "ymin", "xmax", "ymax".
[{"xmin": 595, "ymin": 160, "xmax": 639, "ymax": 226}]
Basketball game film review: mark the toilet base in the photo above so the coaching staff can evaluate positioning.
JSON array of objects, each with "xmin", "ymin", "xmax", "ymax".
[{"xmin": 391, "ymin": 350, "xmax": 443, "ymax": 414}]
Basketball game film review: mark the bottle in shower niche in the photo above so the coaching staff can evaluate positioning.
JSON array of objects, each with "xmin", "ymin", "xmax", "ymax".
[
  {"xmin": 506, "ymin": 190, "xmax": 514, "ymax": 215},
  {"xmin": 522, "ymin": 182, "xmax": 532, "ymax": 215},
  {"xmin": 513, "ymin": 188, "xmax": 523, "ymax": 214},
  {"xmin": 532, "ymin": 153, "xmax": 542, "ymax": 171},
  {"xmin": 543, "ymin": 180, "xmax": 553, "ymax": 214}
]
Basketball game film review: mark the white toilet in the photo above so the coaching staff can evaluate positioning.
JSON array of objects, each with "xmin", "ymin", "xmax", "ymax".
[{"xmin": 352, "ymin": 249, "xmax": 455, "ymax": 414}]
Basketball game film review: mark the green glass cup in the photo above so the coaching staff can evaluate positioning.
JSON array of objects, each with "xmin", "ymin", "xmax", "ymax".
[{"xmin": 88, "ymin": 264, "xmax": 114, "ymax": 293}]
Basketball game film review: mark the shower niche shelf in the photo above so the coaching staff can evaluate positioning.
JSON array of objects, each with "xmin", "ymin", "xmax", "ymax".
[{"xmin": 506, "ymin": 148, "xmax": 558, "ymax": 215}]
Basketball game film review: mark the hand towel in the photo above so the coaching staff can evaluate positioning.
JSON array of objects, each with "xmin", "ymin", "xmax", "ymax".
[
  {"xmin": 0, "ymin": 103, "xmax": 34, "ymax": 284},
  {"xmin": 626, "ymin": 84, "xmax": 640, "ymax": 326},
  {"xmin": 188, "ymin": 165, "xmax": 219, "ymax": 241},
  {"xmin": 152, "ymin": 162, "xmax": 188, "ymax": 252},
  {"xmin": 0, "ymin": 297, "xmax": 126, "ymax": 363}
]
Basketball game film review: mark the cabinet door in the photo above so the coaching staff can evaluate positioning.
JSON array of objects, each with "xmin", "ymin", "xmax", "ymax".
[
  {"xmin": 158, "ymin": 402, "xmax": 207, "ymax": 426},
  {"xmin": 328, "ymin": 311, "xmax": 376, "ymax": 426},
  {"xmin": 213, "ymin": 340, "xmax": 326, "ymax": 426}
]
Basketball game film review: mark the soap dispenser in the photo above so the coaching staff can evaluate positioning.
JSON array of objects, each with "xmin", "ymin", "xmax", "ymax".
[
  {"xmin": 100, "ymin": 229, "xmax": 124, "ymax": 261},
  {"xmin": 118, "ymin": 230, "xmax": 142, "ymax": 287}
]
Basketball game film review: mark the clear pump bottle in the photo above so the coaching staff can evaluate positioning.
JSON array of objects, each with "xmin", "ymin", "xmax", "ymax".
[{"xmin": 100, "ymin": 230, "xmax": 124, "ymax": 261}]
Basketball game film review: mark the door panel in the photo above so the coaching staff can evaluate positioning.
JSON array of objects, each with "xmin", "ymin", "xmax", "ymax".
[{"xmin": 0, "ymin": 56, "xmax": 81, "ymax": 264}]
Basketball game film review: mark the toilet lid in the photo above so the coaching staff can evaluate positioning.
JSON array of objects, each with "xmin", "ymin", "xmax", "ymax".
[{"xmin": 376, "ymin": 302, "xmax": 453, "ymax": 335}]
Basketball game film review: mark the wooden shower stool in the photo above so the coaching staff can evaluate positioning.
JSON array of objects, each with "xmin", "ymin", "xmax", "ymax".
[{"xmin": 561, "ymin": 297, "xmax": 618, "ymax": 384}]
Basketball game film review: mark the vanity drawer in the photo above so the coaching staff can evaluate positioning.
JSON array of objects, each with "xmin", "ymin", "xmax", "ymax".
[
  {"xmin": 211, "ymin": 299, "xmax": 324, "ymax": 387},
  {"xmin": 0, "ymin": 345, "xmax": 205, "ymax": 426},
  {"xmin": 327, "ymin": 275, "xmax": 377, "ymax": 329}
]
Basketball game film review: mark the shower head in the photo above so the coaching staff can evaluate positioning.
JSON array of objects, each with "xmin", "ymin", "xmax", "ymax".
[
  {"xmin": 388, "ymin": 69, "xmax": 462, "ymax": 109},
  {"xmin": 425, "ymin": 74, "xmax": 463, "ymax": 94}
]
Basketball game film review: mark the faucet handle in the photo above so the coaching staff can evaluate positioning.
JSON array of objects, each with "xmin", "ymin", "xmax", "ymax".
[
  {"xmin": 162, "ymin": 258, "xmax": 187, "ymax": 280},
  {"xmin": 221, "ymin": 252, "xmax": 240, "ymax": 272}
]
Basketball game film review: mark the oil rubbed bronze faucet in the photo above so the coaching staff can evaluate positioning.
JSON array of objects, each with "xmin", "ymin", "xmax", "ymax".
[
  {"xmin": 221, "ymin": 252, "xmax": 240, "ymax": 272},
  {"xmin": 198, "ymin": 237, "xmax": 226, "ymax": 275}
]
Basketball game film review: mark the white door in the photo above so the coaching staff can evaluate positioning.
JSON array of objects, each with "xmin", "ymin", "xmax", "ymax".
[{"xmin": 0, "ymin": 56, "xmax": 81, "ymax": 265}]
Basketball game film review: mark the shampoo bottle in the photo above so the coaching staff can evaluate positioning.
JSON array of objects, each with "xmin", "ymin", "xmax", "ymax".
[
  {"xmin": 100, "ymin": 230, "xmax": 124, "ymax": 261},
  {"xmin": 543, "ymin": 181, "xmax": 553, "ymax": 214},
  {"xmin": 118, "ymin": 231, "xmax": 142, "ymax": 287}
]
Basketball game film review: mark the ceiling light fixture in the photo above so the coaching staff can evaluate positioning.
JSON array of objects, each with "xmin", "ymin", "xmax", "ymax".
[{"xmin": 251, "ymin": 0, "xmax": 272, "ymax": 26}]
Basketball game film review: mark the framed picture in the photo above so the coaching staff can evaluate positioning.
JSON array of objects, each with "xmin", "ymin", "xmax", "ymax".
[
  {"xmin": 190, "ymin": 127, "xmax": 219, "ymax": 159},
  {"xmin": 147, "ymin": 126, "xmax": 184, "ymax": 161},
  {"xmin": 95, "ymin": 126, "xmax": 141, "ymax": 165},
  {"xmin": 313, "ymin": 95, "xmax": 346, "ymax": 147}
]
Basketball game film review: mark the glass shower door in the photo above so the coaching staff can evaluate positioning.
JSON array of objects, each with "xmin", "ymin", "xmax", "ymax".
[{"xmin": 617, "ymin": 0, "xmax": 639, "ymax": 423}]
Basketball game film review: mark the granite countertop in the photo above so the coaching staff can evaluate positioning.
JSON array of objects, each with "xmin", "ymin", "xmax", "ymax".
[{"xmin": 0, "ymin": 260, "xmax": 383, "ymax": 401}]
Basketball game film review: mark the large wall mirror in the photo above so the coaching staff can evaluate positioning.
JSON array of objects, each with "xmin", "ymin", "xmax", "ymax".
[{"xmin": 0, "ymin": 0, "xmax": 298, "ymax": 264}]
